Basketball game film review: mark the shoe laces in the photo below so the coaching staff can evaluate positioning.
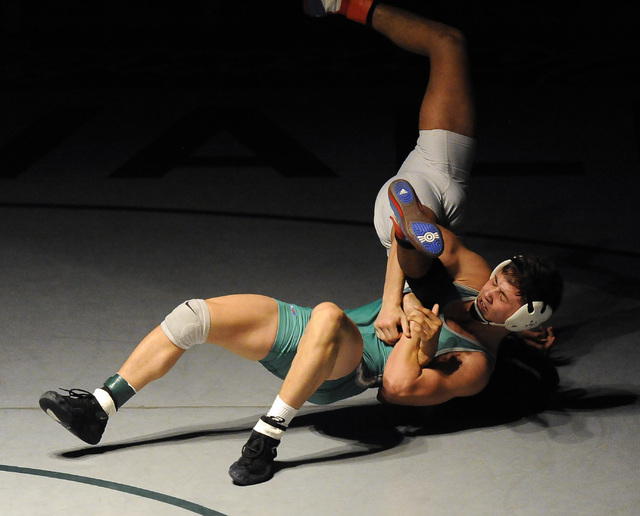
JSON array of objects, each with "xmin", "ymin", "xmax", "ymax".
[
  {"xmin": 60, "ymin": 388, "xmax": 94, "ymax": 399},
  {"xmin": 241, "ymin": 438, "xmax": 265, "ymax": 459}
]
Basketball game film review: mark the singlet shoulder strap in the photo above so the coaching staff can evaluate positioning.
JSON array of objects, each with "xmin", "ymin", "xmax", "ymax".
[{"xmin": 436, "ymin": 319, "xmax": 496, "ymax": 363}]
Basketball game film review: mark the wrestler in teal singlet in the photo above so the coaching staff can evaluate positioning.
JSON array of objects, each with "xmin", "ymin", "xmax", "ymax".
[{"xmin": 260, "ymin": 284, "xmax": 494, "ymax": 405}]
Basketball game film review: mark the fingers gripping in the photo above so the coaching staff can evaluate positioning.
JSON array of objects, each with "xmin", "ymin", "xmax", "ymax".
[
  {"xmin": 408, "ymin": 304, "xmax": 441, "ymax": 336},
  {"xmin": 407, "ymin": 305, "xmax": 442, "ymax": 364}
]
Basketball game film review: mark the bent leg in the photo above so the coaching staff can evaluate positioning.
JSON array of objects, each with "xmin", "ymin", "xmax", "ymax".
[
  {"xmin": 371, "ymin": 6, "xmax": 475, "ymax": 336},
  {"xmin": 203, "ymin": 295, "xmax": 279, "ymax": 360},
  {"xmin": 278, "ymin": 302, "xmax": 364, "ymax": 409},
  {"xmin": 40, "ymin": 294, "xmax": 280, "ymax": 447},
  {"xmin": 118, "ymin": 294, "xmax": 279, "ymax": 392},
  {"xmin": 117, "ymin": 326, "xmax": 186, "ymax": 392},
  {"xmin": 371, "ymin": 5, "xmax": 475, "ymax": 136},
  {"xmin": 229, "ymin": 301, "xmax": 365, "ymax": 485}
]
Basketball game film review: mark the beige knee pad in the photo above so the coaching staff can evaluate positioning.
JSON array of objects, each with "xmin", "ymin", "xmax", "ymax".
[{"xmin": 160, "ymin": 299, "xmax": 211, "ymax": 350}]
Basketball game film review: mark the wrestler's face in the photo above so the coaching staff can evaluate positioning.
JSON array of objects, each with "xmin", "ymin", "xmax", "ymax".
[{"xmin": 476, "ymin": 271, "xmax": 525, "ymax": 325}]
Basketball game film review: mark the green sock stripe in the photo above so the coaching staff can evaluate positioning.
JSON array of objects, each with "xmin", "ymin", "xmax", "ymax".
[{"xmin": 103, "ymin": 374, "xmax": 136, "ymax": 410}]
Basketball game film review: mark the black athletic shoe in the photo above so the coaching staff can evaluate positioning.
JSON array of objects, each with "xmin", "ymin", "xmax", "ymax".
[
  {"xmin": 228, "ymin": 430, "xmax": 281, "ymax": 486},
  {"xmin": 39, "ymin": 389, "xmax": 108, "ymax": 445}
]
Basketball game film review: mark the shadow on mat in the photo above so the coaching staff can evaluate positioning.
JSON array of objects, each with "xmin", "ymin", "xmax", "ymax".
[
  {"xmin": 275, "ymin": 337, "xmax": 638, "ymax": 475},
  {"xmin": 57, "ymin": 337, "xmax": 638, "ymax": 468}
]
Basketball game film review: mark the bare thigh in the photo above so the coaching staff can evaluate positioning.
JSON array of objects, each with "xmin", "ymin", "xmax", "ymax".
[
  {"xmin": 326, "ymin": 312, "xmax": 365, "ymax": 380},
  {"xmin": 204, "ymin": 294, "xmax": 279, "ymax": 361}
]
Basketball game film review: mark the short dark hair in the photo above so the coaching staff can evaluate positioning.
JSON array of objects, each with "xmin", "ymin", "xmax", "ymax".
[{"xmin": 502, "ymin": 255, "xmax": 563, "ymax": 312}]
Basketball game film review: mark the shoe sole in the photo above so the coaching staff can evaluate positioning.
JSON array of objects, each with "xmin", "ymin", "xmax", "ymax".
[
  {"xmin": 388, "ymin": 179, "xmax": 444, "ymax": 257},
  {"xmin": 228, "ymin": 461, "xmax": 274, "ymax": 486}
]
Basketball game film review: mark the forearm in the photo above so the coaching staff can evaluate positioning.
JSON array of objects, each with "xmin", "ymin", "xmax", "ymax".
[
  {"xmin": 380, "ymin": 240, "xmax": 406, "ymax": 310},
  {"xmin": 379, "ymin": 342, "xmax": 451, "ymax": 406},
  {"xmin": 379, "ymin": 337, "xmax": 423, "ymax": 399},
  {"xmin": 379, "ymin": 305, "xmax": 449, "ymax": 405}
]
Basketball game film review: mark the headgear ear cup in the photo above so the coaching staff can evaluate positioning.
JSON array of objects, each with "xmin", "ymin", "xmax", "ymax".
[
  {"xmin": 492, "ymin": 258, "xmax": 553, "ymax": 332},
  {"xmin": 503, "ymin": 301, "xmax": 552, "ymax": 332}
]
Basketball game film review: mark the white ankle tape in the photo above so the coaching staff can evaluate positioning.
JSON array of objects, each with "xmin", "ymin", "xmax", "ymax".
[
  {"xmin": 93, "ymin": 388, "xmax": 116, "ymax": 417},
  {"xmin": 254, "ymin": 419, "xmax": 285, "ymax": 440}
]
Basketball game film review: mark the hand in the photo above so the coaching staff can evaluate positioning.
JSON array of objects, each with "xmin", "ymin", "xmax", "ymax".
[
  {"xmin": 407, "ymin": 304, "xmax": 442, "ymax": 366},
  {"xmin": 374, "ymin": 303, "xmax": 409, "ymax": 345},
  {"xmin": 518, "ymin": 326, "xmax": 555, "ymax": 352},
  {"xmin": 401, "ymin": 292, "xmax": 423, "ymax": 314}
]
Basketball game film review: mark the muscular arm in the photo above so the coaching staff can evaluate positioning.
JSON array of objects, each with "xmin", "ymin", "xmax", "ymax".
[
  {"xmin": 438, "ymin": 225, "xmax": 491, "ymax": 291},
  {"xmin": 374, "ymin": 239, "xmax": 410, "ymax": 343},
  {"xmin": 379, "ymin": 339, "xmax": 492, "ymax": 406},
  {"xmin": 378, "ymin": 304, "xmax": 492, "ymax": 406}
]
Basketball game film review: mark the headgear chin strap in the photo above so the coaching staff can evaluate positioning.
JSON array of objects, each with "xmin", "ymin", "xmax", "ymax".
[{"xmin": 472, "ymin": 258, "xmax": 553, "ymax": 332}]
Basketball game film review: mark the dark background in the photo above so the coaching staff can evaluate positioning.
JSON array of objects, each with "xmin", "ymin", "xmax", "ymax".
[
  {"xmin": 2, "ymin": 1, "xmax": 637, "ymax": 90},
  {"xmin": 1, "ymin": 0, "xmax": 639, "ymax": 256}
]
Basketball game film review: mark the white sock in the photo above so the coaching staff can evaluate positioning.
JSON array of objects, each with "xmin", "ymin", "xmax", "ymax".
[
  {"xmin": 324, "ymin": 0, "xmax": 342, "ymax": 13},
  {"xmin": 253, "ymin": 396, "xmax": 299, "ymax": 440},
  {"xmin": 93, "ymin": 388, "xmax": 116, "ymax": 417},
  {"xmin": 266, "ymin": 395, "xmax": 298, "ymax": 427}
]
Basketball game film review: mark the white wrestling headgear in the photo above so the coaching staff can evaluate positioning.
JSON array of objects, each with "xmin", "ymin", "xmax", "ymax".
[{"xmin": 471, "ymin": 257, "xmax": 553, "ymax": 332}]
